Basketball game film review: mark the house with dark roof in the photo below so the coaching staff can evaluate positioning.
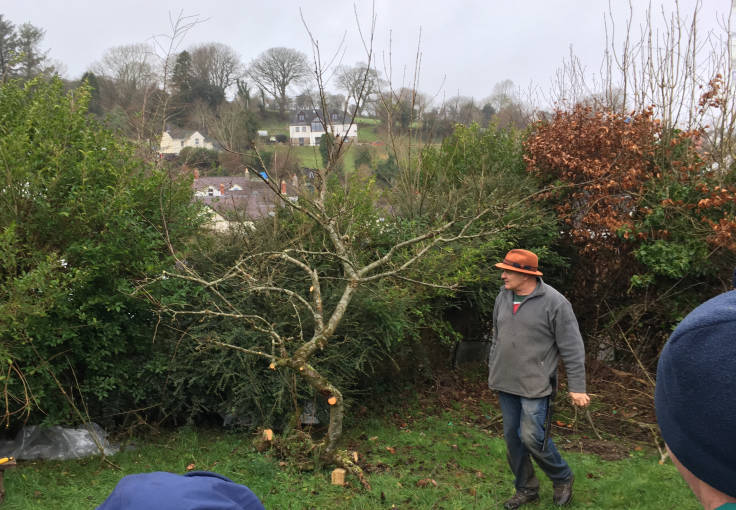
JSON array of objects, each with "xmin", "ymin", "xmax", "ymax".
[
  {"xmin": 289, "ymin": 110, "xmax": 358, "ymax": 147},
  {"xmin": 191, "ymin": 172, "xmax": 300, "ymax": 228},
  {"xmin": 193, "ymin": 175, "xmax": 275, "ymax": 221}
]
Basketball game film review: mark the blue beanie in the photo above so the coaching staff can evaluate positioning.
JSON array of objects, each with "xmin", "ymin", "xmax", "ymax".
[
  {"xmin": 96, "ymin": 471, "xmax": 266, "ymax": 510},
  {"xmin": 655, "ymin": 290, "xmax": 736, "ymax": 497}
]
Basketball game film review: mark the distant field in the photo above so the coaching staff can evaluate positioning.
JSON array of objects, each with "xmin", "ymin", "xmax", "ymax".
[
  {"xmin": 273, "ymin": 144, "xmax": 381, "ymax": 175},
  {"xmin": 355, "ymin": 117, "xmax": 381, "ymax": 125}
]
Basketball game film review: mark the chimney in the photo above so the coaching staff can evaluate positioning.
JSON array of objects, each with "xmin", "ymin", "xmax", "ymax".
[
  {"xmin": 219, "ymin": 183, "xmax": 225, "ymax": 195},
  {"xmin": 193, "ymin": 168, "xmax": 200, "ymax": 180},
  {"xmin": 280, "ymin": 179, "xmax": 287, "ymax": 195}
]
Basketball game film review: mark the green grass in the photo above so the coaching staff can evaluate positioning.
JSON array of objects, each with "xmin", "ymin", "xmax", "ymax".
[
  {"xmin": 2, "ymin": 401, "xmax": 698, "ymax": 509},
  {"xmin": 274, "ymin": 145, "xmax": 361, "ymax": 174},
  {"xmin": 286, "ymin": 145, "xmax": 322, "ymax": 169},
  {"xmin": 357, "ymin": 126, "xmax": 380, "ymax": 144},
  {"xmin": 355, "ymin": 117, "xmax": 381, "ymax": 125}
]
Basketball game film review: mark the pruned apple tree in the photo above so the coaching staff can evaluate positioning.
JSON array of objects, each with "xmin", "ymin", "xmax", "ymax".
[{"xmin": 140, "ymin": 9, "xmax": 536, "ymax": 487}]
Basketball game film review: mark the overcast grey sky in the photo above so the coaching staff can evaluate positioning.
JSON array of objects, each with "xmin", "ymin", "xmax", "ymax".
[{"xmin": 3, "ymin": 1, "xmax": 732, "ymax": 102}]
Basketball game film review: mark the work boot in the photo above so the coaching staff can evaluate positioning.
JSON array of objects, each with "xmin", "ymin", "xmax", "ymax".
[
  {"xmin": 553, "ymin": 475, "xmax": 574, "ymax": 506},
  {"xmin": 503, "ymin": 489, "xmax": 539, "ymax": 509}
]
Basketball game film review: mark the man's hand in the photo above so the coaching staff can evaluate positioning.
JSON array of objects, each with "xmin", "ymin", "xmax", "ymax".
[{"xmin": 569, "ymin": 392, "xmax": 590, "ymax": 407}]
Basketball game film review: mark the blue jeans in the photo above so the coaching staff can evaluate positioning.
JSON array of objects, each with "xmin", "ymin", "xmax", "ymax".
[{"xmin": 497, "ymin": 391, "xmax": 573, "ymax": 492}]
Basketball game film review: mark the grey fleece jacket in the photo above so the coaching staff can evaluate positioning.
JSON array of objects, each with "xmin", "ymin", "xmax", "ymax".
[{"xmin": 488, "ymin": 278, "xmax": 586, "ymax": 398}]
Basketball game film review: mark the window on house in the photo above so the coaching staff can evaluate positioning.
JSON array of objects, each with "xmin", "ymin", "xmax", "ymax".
[
  {"xmin": 207, "ymin": 187, "xmax": 214, "ymax": 196},
  {"xmin": 298, "ymin": 113, "xmax": 305, "ymax": 121},
  {"xmin": 299, "ymin": 138, "xmax": 305, "ymax": 146},
  {"xmin": 195, "ymin": 138, "xmax": 200, "ymax": 145}
]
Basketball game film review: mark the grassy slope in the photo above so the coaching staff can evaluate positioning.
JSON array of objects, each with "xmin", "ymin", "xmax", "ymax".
[
  {"xmin": 270, "ymin": 144, "xmax": 359, "ymax": 174},
  {"xmin": 3, "ymin": 403, "xmax": 697, "ymax": 509}
]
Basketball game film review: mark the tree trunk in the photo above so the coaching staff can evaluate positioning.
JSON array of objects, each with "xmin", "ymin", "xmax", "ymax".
[
  {"xmin": 278, "ymin": 91, "xmax": 287, "ymax": 119},
  {"xmin": 291, "ymin": 360, "xmax": 343, "ymax": 453}
]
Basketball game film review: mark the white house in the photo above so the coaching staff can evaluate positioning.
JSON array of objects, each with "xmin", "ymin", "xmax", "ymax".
[
  {"xmin": 289, "ymin": 110, "xmax": 358, "ymax": 147},
  {"xmin": 200, "ymin": 205, "xmax": 255, "ymax": 233},
  {"xmin": 159, "ymin": 129, "xmax": 215, "ymax": 155}
]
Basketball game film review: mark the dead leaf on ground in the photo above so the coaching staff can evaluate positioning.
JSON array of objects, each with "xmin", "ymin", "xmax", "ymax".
[
  {"xmin": 416, "ymin": 478, "xmax": 438, "ymax": 487},
  {"xmin": 186, "ymin": 463, "xmax": 195, "ymax": 471}
]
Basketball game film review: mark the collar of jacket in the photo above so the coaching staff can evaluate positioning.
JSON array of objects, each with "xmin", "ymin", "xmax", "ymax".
[{"xmin": 501, "ymin": 277, "xmax": 546, "ymax": 300}]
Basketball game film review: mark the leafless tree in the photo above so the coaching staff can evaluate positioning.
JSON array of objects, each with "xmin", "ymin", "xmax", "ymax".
[
  {"xmin": 294, "ymin": 89, "xmax": 319, "ymax": 111},
  {"xmin": 149, "ymin": 11, "xmax": 203, "ymax": 137},
  {"xmin": 248, "ymin": 47, "xmax": 311, "ymax": 117},
  {"xmin": 205, "ymin": 97, "xmax": 257, "ymax": 154},
  {"xmin": 336, "ymin": 63, "xmax": 381, "ymax": 115},
  {"xmin": 93, "ymin": 43, "xmax": 158, "ymax": 105},
  {"xmin": 189, "ymin": 42, "xmax": 244, "ymax": 96},
  {"xmin": 91, "ymin": 42, "xmax": 162, "ymax": 145},
  {"xmin": 442, "ymin": 95, "xmax": 481, "ymax": 125},
  {"xmin": 551, "ymin": 1, "xmax": 735, "ymax": 176},
  {"xmin": 487, "ymin": 79, "xmax": 516, "ymax": 111},
  {"xmin": 92, "ymin": 13, "xmax": 203, "ymax": 150}
]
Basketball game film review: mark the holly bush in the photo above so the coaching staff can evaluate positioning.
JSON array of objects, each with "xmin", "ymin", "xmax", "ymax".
[{"xmin": 0, "ymin": 78, "xmax": 201, "ymax": 427}]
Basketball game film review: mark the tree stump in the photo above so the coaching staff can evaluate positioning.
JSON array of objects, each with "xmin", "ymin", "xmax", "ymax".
[{"xmin": 331, "ymin": 468, "xmax": 346, "ymax": 486}]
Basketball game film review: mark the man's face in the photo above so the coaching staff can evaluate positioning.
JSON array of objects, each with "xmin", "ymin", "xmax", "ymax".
[{"xmin": 501, "ymin": 269, "xmax": 532, "ymax": 293}]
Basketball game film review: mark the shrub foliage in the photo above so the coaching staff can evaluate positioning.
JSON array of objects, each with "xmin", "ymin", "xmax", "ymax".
[
  {"xmin": 525, "ymin": 105, "xmax": 736, "ymax": 365},
  {"xmin": 0, "ymin": 78, "xmax": 200, "ymax": 426}
]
